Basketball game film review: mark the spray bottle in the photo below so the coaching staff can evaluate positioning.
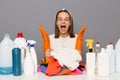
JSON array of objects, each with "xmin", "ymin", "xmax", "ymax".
[
  {"xmin": 24, "ymin": 45, "xmax": 34, "ymax": 75},
  {"xmin": 85, "ymin": 39, "xmax": 95, "ymax": 76},
  {"xmin": 27, "ymin": 40, "xmax": 37, "ymax": 73},
  {"xmin": 86, "ymin": 39, "xmax": 94, "ymax": 52}
]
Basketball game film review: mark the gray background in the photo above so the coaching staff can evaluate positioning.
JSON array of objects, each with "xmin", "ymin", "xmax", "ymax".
[{"xmin": 0, "ymin": 0, "xmax": 120, "ymax": 64}]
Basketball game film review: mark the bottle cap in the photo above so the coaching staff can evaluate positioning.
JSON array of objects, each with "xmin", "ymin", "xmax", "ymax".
[
  {"xmin": 17, "ymin": 32, "xmax": 24, "ymax": 38},
  {"xmin": 96, "ymin": 42, "xmax": 99, "ymax": 44},
  {"xmin": 109, "ymin": 42, "xmax": 113, "ymax": 44},
  {"xmin": 89, "ymin": 49, "xmax": 93, "ymax": 52},
  {"xmin": 3, "ymin": 34, "xmax": 11, "ymax": 40}
]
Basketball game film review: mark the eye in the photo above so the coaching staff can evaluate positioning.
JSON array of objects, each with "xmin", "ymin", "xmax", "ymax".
[
  {"xmin": 64, "ymin": 18, "xmax": 70, "ymax": 21},
  {"xmin": 65, "ymin": 19, "xmax": 69, "ymax": 21},
  {"xmin": 57, "ymin": 18, "xmax": 62, "ymax": 21}
]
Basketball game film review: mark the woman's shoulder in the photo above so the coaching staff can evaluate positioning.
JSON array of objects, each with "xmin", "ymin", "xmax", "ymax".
[
  {"xmin": 74, "ymin": 34, "xmax": 78, "ymax": 38},
  {"xmin": 49, "ymin": 34, "xmax": 55, "ymax": 39},
  {"xmin": 49, "ymin": 34, "xmax": 55, "ymax": 37}
]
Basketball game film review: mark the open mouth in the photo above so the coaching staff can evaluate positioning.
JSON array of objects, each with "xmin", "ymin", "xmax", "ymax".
[{"xmin": 61, "ymin": 25, "xmax": 66, "ymax": 28}]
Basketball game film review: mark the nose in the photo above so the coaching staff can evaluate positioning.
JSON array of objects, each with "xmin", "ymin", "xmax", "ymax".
[{"xmin": 61, "ymin": 20, "xmax": 65, "ymax": 24}]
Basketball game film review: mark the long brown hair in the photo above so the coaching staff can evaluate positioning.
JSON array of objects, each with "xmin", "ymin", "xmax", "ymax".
[{"xmin": 55, "ymin": 9, "xmax": 75, "ymax": 38}]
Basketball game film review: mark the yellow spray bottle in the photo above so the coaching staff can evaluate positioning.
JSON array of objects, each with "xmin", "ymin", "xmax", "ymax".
[
  {"xmin": 85, "ymin": 39, "xmax": 95, "ymax": 76},
  {"xmin": 85, "ymin": 39, "xmax": 94, "ymax": 52}
]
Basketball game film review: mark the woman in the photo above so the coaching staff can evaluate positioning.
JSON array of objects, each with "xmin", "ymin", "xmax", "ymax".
[
  {"xmin": 39, "ymin": 9, "xmax": 86, "ymax": 76},
  {"xmin": 45, "ymin": 9, "xmax": 81, "ymax": 57}
]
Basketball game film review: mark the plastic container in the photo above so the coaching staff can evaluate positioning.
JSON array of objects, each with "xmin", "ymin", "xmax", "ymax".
[
  {"xmin": 86, "ymin": 49, "xmax": 95, "ymax": 76},
  {"xmin": 106, "ymin": 42, "xmax": 115, "ymax": 74},
  {"xmin": 24, "ymin": 47, "xmax": 34, "ymax": 75},
  {"xmin": 27, "ymin": 40, "xmax": 37, "ymax": 73},
  {"xmin": 14, "ymin": 32, "xmax": 27, "ymax": 72},
  {"xmin": 94, "ymin": 42, "xmax": 101, "ymax": 74},
  {"xmin": 115, "ymin": 38, "xmax": 120, "ymax": 73},
  {"xmin": 97, "ymin": 48, "xmax": 109, "ymax": 76},
  {"xmin": 12, "ymin": 47, "xmax": 22, "ymax": 76},
  {"xmin": 0, "ymin": 34, "xmax": 15, "ymax": 75}
]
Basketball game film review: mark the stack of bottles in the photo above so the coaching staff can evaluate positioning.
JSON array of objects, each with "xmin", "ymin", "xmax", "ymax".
[
  {"xmin": 0, "ymin": 33, "xmax": 38, "ymax": 76},
  {"xmin": 86, "ymin": 39, "xmax": 116, "ymax": 76}
]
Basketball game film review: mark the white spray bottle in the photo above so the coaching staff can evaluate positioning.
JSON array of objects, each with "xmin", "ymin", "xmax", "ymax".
[
  {"xmin": 85, "ymin": 39, "xmax": 95, "ymax": 76},
  {"xmin": 27, "ymin": 40, "xmax": 37, "ymax": 73},
  {"xmin": 24, "ymin": 45, "xmax": 34, "ymax": 75}
]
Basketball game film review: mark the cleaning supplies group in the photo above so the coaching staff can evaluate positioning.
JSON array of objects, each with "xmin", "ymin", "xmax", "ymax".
[
  {"xmin": 0, "ymin": 33, "xmax": 37, "ymax": 76},
  {"xmin": 86, "ymin": 39, "xmax": 118, "ymax": 76}
]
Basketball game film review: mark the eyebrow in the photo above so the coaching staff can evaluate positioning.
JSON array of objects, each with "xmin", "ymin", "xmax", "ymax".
[{"xmin": 58, "ymin": 17, "xmax": 70, "ymax": 19}]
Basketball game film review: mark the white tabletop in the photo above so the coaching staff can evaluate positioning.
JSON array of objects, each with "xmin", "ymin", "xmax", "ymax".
[{"xmin": 0, "ymin": 72, "xmax": 120, "ymax": 80}]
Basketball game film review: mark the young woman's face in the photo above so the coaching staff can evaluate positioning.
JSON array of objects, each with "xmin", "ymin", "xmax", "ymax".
[{"xmin": 56, "ymin": 12, "xmax": 71, "ymax": 37}]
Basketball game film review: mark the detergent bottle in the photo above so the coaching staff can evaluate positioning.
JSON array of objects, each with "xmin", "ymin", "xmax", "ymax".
[
  {"xmin": 106, "ymin": 42, "xmax": 115, "ymax": 74},
  {"xmin": 86, "ymin": 39, "xmax": 95, "ymax": 76},
  {"xmin": 14, "ymin": 32, "xmax": 27, "ymax": 72},
  {"xmin": 24, "ymin": 45, "xmax": 34, "ymax": 75},
  {"xmin": 27, "ymin": 40, "xmax": 37, "ymax": 73},
  {"xmin": 97, "ymin": 48, "xmax": 109, "ymax": 76},
  {"xmin": 12, "ymin": 46, "xmax": 22, "ymax": 76},
  {"xmin": 115, "ymin": 38, "xmax": 120, "ymax": 73},
  {"xmin": 0, "ymin": 34, "xmax": 15, "ymax": 74}
]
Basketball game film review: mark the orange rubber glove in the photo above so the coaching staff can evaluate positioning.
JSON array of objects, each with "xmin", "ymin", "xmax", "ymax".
[
  {"xmin": 38, "ymin": 25, "xmax": 50, "ymax": 64},
  {"xmin": 38, "ymin": 25, "xmax": 50, "ymax": 51},
  {"xmin": 75, "ymin": 24, "xmax": 87, "ymax": 51}
]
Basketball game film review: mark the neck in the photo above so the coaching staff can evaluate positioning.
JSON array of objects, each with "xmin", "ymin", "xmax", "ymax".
[{"xmin": 60, "ymin": 33, "xmax": 69, "ymax": 38}]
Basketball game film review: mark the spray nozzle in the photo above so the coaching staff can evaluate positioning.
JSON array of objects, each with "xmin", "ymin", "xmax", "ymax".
[
  {"xmin": 27, "ymin": 40, "xmax": 36, "ymax": 47},
  {"xmin": 85, "ymin": 39, "xmax": 94, "ymax": 52}
]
